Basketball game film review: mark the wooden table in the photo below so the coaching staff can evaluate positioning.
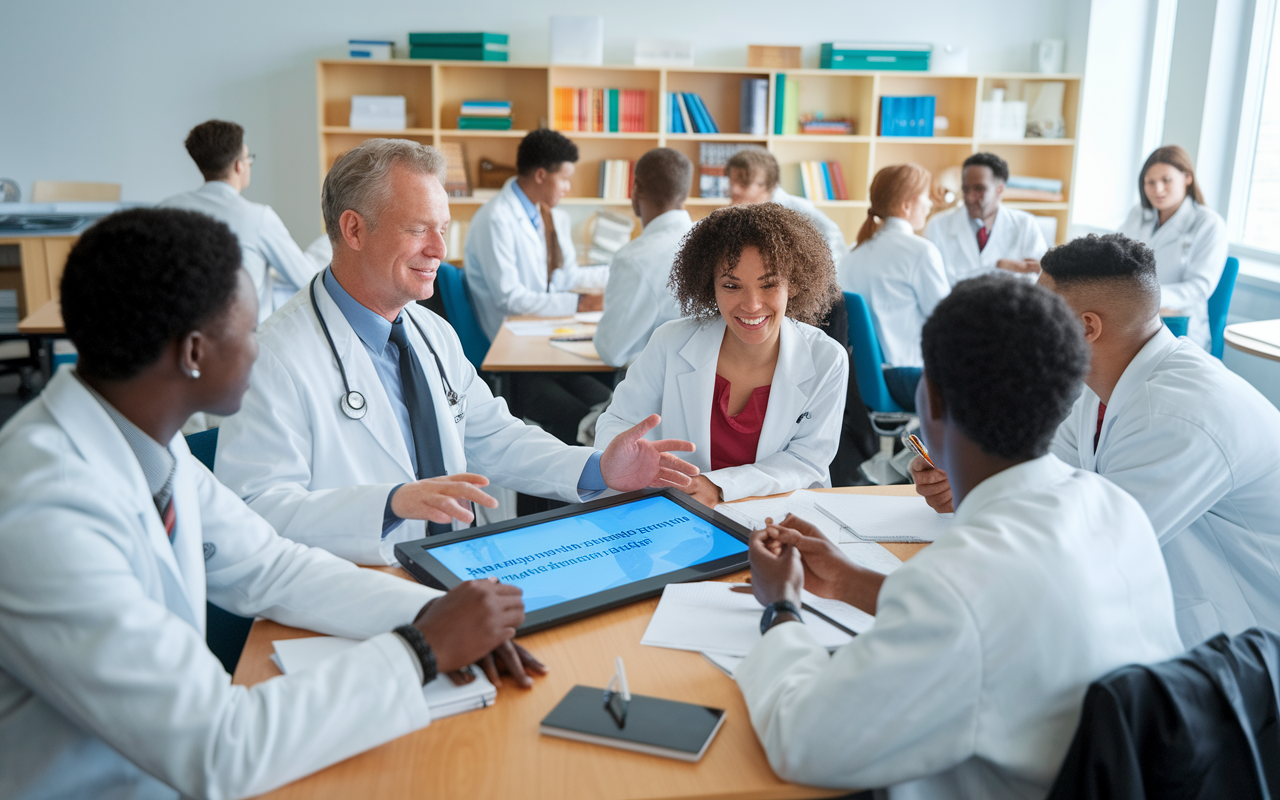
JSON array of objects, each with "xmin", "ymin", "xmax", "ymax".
[
  {"xmin": 482, "ymin": 315, "xmax": 614, "ymax": 373},
  {"xmin": 17, "ymin": 300, "xmax": 64, "ymax": 334},
  {"xmin": 1225, "ymin": 320, "xmax": 1280, "ymax": 362},
  {"xmin": 233, "ymin": 485, "xmax": 923, "ymax": 800}
]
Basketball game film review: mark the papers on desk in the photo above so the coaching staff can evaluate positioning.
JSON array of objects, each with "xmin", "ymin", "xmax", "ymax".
[
  {"xmin": 503, "ymin": 318, "xmax": 595, "ymax": 337},
  {"xmin": 272, "ymin": 636, "xmax": 496, "ymax": 719},
  {"xmin": 574, "ymin": 310, "xmax": 604, "ymax": 324},
  {"xmin": 641, "ymin": 582, "xmax": 857, "ymax": 662},
  {"xmin": 548, "ymin": 339, "xmax": 602, "ymax": 360},
  {"xmin": 717, "ymin": 489, "xmax": 951, "ymax": 547}
]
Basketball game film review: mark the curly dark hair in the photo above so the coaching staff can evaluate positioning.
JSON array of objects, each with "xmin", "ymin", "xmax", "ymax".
[
  {"xmin": 1041, "ymin": 233, "xmax": 1161, "ymax": 318},
  {"xmin": 963, "ymin": 152, "xmax": 1009, "ymax": 183},
  {"xmin": 61, "ymin": 208, "xmax": 243, "ymax": 381},
  {"xmin": 922, "ymin": 273, "xmax": 1089, "ymax": 460},
  {"xmin": 516, "ymin": 128, "xmax": 579, "ymax": 175},
  {"xmin": 668, "ymin": 204, "xmax": 839, "ymax": 326},
  {"xmin": 184, "ymin": 119, "xmax": 245, "ymax": 181}
]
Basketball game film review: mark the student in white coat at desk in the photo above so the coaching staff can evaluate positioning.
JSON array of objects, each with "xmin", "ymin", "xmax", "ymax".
[
  {"xmin": 594, "ymin": 147, "xmax": 694, "ymax": 367},
  {"xmin": 727, "ymin": 147, "xmax": 848, "ymax": 262},
  {"xmin": 216, "ymin": 140, "xmax": 698, "ymax": 566},
  {"xmin": 924, "ymin": 151, "xmax": 1048, "ymax": 285},
  {"xmin": 739, "ymin": 274, "xmax": 1183, "ymax": 798},
  {"xmin": 838, "ymin": 163, "xmax": 951, "ymax": 411},
  {"xmin": 464, "ymin": 128, "xmax": 611, "ymax": 443},
  {"xmin": 0, "ymin": 208, "xmax": 545, "ymax": 800},
  {"xmin": 595, "ymin": 203, "xmax": 847, "ymax": 506},
  {"xmin": 913, "ymin": 234, "xmax": 1280, "ymax": 648},
  {"xmin": 1118, "ymin": 145, "xmax": 1228, "ymax": 350},
  {"xmin": 159, "ymin": 119, "xmax": 320, "ymax": 323}
]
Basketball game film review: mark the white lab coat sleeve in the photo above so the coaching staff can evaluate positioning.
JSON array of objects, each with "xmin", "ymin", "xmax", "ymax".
[
  {"xmin": 257, "ymin": 206, "xmax": 322, "ymax": 291},
  {"xmin": 594, "ymin": 248, "xmax": 658, "ymax": 367},
  {"xmin": 704, "ymin": 346, "xmax": 848, "ymax": 501},
  {"xmin": 916, "ymin": 243, "xmax": 952, "ymax": 317},
  {"xmin": 1098, "ymin": 413, "xmax": 1234, "ymax": 545},
  {"xmin": 736, "ymin": 565, "xmax": 981, "ymax": 788},
  {"xmin": 471, "ymin": 209, "xmax": 579, "ymax": 319},
  {"xmin": 215, "ymin": 344, "xmax": 397, "ymax": 565},
  {"xmin": 1159, "ymin": 214, "xmax": 1228, "ymax": 314},
  {"xmin": 1049, "ymin": 401, "xmax": 1082, "ymax": 466},
  {"xmin": 592, "ymin": 329, "xmax": 670, "ymax": 452},
  {"xmin": 0, "ymin": 473, "xmax": 431, "ymax": 800}
]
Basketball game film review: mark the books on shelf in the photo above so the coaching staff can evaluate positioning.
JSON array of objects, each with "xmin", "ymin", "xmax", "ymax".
[
  {"xmin": 554, "ymin": 88, "xmax": 653, "ymax": 132},
  {"xmin": 739, "ymin": 79, "xmax": 768, "ymax": 135},
  {"xmin": 349, "ymin": 95, "xmax": 406, "ymax": 131},
  {"xmin": 409, "ymin": 32, "xmax": 508, "ymax": 61},
  {"xmin": 879, "ymin": 96, "xmax": 935, "ymax": 137},
  {"xmin": 458, "ymin": 117, "xmax": 512, "ymax": 130},
  {"xmin": 799, "ymin": 114, "xmax": 854, "ymax": 135},
  {"xmin": 458, "ymin": 99, "xmax": 513, "ymax": 130},
  {"xmin": 665, "ymin": 93, "xmax": 719, "ymax": 134},
  {"xmin": 698, "ymin": 142, "xmax": 753, "ymax": 198},
  {"xmin": 798, "ymin": 161, "xmax": 849, "ymax": 201},
  {"xmin": 1006, "ymin": 175, "xmax": 1064, "ymax": 194},
  {"xmin": 598, "ymin": 159, "xmax": 635, "ymax": 200},
  {"xmin": 773, "ymin": 75, "xmax": 800, "ymax": 135},
  {"xmin": 439, "ymin": 141, "xmax": 470, "ymax": 197}
]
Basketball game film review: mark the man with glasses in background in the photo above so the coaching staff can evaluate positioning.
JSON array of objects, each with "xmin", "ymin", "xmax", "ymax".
[{"xmin": 161, "ymin": 119, "xmax": 321, "ymax": 323}]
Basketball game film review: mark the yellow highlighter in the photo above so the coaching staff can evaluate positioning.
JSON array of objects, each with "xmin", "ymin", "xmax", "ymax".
[{"xmin": 902, "ymin": 432, "xmax": 936, "ymax": 469}]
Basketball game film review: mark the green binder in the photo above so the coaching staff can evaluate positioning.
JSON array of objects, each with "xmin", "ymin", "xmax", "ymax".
[
  {"xmin": 458, "ymin": 117, "xmax": 513, "ymax": 130},
  {"xmin": 409, "ymin": 32, "xmax": 508, "ymax": 46}
]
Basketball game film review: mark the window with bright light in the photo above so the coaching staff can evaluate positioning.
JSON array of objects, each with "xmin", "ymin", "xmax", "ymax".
[{"xmin": 1242, "ymin": 6, "xmax": 1280, "ymax": 251}]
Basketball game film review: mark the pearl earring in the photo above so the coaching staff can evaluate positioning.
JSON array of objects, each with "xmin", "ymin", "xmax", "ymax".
[{"xmin": 189, "ymin": 369, "xmax": 201, "ymax": 379}]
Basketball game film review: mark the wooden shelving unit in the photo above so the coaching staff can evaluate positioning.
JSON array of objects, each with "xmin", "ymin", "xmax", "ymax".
[{"xmin": 317, "ymin": 60, "xmax": 1083, "ymax": 245}]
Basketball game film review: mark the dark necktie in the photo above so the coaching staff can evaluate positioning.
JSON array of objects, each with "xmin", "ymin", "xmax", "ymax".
[
  {"xmin": 976, "ymin": 226, "xmax": 989, "ymax": 252},
  {"xmin": 389, "ymin": 318, "xmax": 452, "ymax": 535},
  {"xmin": 1093, "ymin": 402, "xmax": 1107, "ymax": 453}
]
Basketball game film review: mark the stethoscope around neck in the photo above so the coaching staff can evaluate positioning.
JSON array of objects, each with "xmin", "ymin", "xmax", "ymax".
[{"xmin": 309, "ymin": 273, "xmax": 460, "ymax": 421}]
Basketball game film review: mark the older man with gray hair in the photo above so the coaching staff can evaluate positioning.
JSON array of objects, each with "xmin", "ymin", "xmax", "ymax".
[{"xmin": 216, "ymin": 139, "xmax": 699, "ymax": 568}]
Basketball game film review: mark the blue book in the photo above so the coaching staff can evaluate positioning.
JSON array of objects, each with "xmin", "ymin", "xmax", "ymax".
[
  {"xmin": 691, "ymin": 94, "xmax": 719, "ymax": 134},
  {"xmin": 682, "ymin": 94, "xmax": 705, "ymax": 133},
  {"xmin": 820, "ymin": 162, "xmax": 834, "ymax": 201},
  {"xmin": 671, "ymin": 93, "xmax": 685, "ymax": 133}
]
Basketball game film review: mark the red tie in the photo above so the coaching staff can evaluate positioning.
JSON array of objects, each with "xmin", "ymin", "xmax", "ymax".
[
  {"xmin": 161, "ymin": 499, "xmax": 176, "ymax": 540},
  {"xmin": 976, "ymin": 226, "xmax": 989, "ymax": 252},
  {"xmin": 1093, "ymin": 402, "xmax": 1107, "ymax": 453}
]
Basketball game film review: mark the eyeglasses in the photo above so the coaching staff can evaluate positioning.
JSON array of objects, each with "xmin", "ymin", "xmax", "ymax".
[{"xmin": 240, "ymin": 153, "xmax": 256, "ymax": 165}]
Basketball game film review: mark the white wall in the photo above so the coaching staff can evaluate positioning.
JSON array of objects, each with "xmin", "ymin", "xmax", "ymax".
[{"xmin": 2, "ymin": 0, "xmax": 1080, "ymax": 244}]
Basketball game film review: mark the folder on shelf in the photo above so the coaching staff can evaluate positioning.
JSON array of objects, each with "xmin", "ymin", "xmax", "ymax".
[{"xmin": 458, "ymin": 117, "xmax": 513, "ymax": 130}]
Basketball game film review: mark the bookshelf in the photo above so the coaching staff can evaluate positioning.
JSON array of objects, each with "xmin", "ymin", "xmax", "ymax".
[{"xmin": 316, "ymin": 60, "xmax": 1083, "ymax": 246}]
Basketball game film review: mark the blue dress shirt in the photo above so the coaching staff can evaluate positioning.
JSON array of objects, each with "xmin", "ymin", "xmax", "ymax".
[{"xmin": 510, "ymin": 180, "xmax": 541, "ymax": 227}]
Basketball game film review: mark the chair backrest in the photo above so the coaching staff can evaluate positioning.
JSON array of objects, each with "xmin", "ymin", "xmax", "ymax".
[
  {"xmin": 843, "ymin": 292, "xmax": 903, "ymax": 413},
  {"xmin": 436, "ymin": 263, "xmax": 491, "ymax": 371},
  {"xmin": 30, "ymin": 181, "xmax": 121, "ymax": 203},
  {"xmin": 184, "ymin": 428, "xmax": 219, "ymax": 471},
  {"xmin": 1208, "ymin": 256, "xmax": 1240, "ymax": 359}
]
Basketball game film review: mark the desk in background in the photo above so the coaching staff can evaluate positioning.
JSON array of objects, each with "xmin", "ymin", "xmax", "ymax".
[
  {"xmin": 481, "ymin": 315, "xmax": 614, "ymax": 373},
  {"xmin": 17, "ymin": 300, "xmax": 63, "ymax": 335}
]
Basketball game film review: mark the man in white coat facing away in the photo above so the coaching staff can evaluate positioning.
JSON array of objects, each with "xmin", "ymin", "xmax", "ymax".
[
  {"xmin": 216, "ymin": 139, "xmax": 699, "ymax": 566},
  {"xmin": 159, "ymin": 119, "xmax": 320, "ymax": 322},
  {"xmin": 924, "ymin": 151, "xmax": 1048, "ymax": 285},
  {"xmin": 739, "ymin": 274, "xmax": 1183, "ymax": 798},
  {"xmin": 727, "ymin": 147, "xmax": 848, "ymax": 262},
  {"xmin": 0, "ymin": 208, "xmax": 542, "ymax": 800},
  {"xmin": 594, "ymin": 147, "xmax": 694, "ymax": 367},
  {"xmin": 913, "ymin": 234, "xmax": 1280, "ymax": 649}
]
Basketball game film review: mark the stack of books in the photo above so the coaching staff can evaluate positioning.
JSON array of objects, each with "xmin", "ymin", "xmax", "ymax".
[
  {"xmin": 773, "ymin": 75, "xmax": 801, "ymax": 135},
  {"xmin": 598, "ymin": 159, "xmax": 635, "ymax": 200},
  {"xmin": 1003, "ymin": 175, "xmax": 1064, "ymax": 202},
  {"xmin": 458, "ymin": 100, "xmax": 512, "ymax": 130},
  {"xmin": 800, "ymin": 114, "xmax": 854, "ymax": 135},
  {"xmin": 409, "ymin": 32, "xmax": 508, "ymax": 61},
  {"xmin": 739, "ymin": 78, "xmax": 768, "ymax": 135},
  {"xmin": 880, "ymin": 96, "xmax": 936, "ymax": 137},
  {"xmin": 553, "ymin": 88, "xmax": 653, "ymax": 132},
  {"xmin": 799, "ymin": 161, "xmax": 849, "ymax": 202},
  {"xmin": 698, "ymin": 142, "xmax": 752, "ymax": 198},
  {"xmin": 666, "ymin": 93, "xmax": 718, "ymax": 134},
  {"xmin": 439, "ymin": 142, "xmax": 470, "ymax": 197}
]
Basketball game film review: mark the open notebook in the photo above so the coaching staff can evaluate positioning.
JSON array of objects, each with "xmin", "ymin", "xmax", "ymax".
[{"xmin": 272, "ymin": 636, "xmax": 496, "ymax": 719}]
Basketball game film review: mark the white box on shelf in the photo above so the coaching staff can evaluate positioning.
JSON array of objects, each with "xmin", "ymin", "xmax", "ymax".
[
  {"xmin": 349, "ymin": 95, "xmax": 406, "ymax": 131},
  {"xmin": 634, "ymin": 39, "xmax": 694, "ymax": 67},
  {"xmin": 979, "ymin": 90, "xmax": 1027, "ymax": 140},
  {"xmin": 348, "ymin": 40, "xmax": 394, "ymax": 60},
  {"xmin": 550, "ymin": 16, "xmax": 604, "ymax": 65}
]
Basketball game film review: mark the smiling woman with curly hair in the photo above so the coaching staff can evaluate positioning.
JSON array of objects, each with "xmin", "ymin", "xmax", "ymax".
[{"xmin": 594, "ymin": 203, "xmax": 848, "ymax": 506}]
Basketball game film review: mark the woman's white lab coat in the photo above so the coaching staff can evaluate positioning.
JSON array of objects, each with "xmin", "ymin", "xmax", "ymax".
[
  {"xmin": 1118, "ymin": 197, "xmax": 1228, "ymax": 350},
  {"xmin": 215, "ymin": 280, "xmax": 594, "ymax": 566},
  {"xmin": 0, "ymin": 370, "xmax": 441, "ymax": 800},
  {"xmin": 924, "ymin": 204, "xmax": 1049, "ymax": 286},
  {"xmin": 594, "ymin": 317, "xmax": 848, "ymax": 501},
  {"xmin": 837, "ymin": 216, "xmax": 951, "ymax": 368},
  {"xmin": 1051, "ymin": 325, "xmax": 1280, "ymax": 647},
  {"xmin": 463, "ymin": 178, "xmax": 585, "ymax": 340},
  {"xmin": 736, "ymin": 455, "xmax": 1183, "ymax": 798}
]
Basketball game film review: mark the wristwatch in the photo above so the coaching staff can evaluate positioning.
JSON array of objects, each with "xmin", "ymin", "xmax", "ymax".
[{"xmin": 760, "ymin": 599, "xmax": 803, "ymax": 635}]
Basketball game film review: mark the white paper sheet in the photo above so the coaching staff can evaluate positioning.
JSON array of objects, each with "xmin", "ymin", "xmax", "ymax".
[
  {"xmin": 502, "ymin": 318, "xmax": 592, "ymax": 337},
  {"xmin": 641, "ymin": 582, "xmax": 853, "ymax": 657},
  {"xmin": 808, "ymin": 492, "xmax": 952, "ymax": 543},
  {"xmin": 574, "ymin": 310, "xmax": 604, "ymax": 324},
  {"xmin": 273, "ymin": 636, "xmax": 496, "ymax": 719},
  {"xmin": 548, "ymin": 339, "xmax": 602, "ymax": 360}
]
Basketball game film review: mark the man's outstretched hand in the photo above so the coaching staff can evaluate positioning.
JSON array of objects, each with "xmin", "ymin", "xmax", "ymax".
[{"xmin": 600, "ymin": 414, "xmax": 699, "ymax": 492}]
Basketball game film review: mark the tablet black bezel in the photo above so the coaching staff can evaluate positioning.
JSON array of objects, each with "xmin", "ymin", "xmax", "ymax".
[{"xmin": 394, "ymin": 488, "xmax": 753, "ymax": 635}]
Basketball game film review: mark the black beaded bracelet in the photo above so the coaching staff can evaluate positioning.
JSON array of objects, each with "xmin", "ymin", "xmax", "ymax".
[{"xmin": 393, "ymin": 624, "xmax": 438, "ymax": 686}]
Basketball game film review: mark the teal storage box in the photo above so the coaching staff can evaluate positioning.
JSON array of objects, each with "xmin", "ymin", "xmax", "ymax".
[
  {"xmin": 409, "ymin": 32, "xmax": 508, "ymax": 61},
  {"xmin": 822, "ymin": 43, "xmax": 931, "ymax": 71},
  {"xmin": 409, "ymin": 46, "xmax": 508, "ymax": 61}
]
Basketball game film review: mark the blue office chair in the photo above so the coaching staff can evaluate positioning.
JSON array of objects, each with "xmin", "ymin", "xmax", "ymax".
[
  {"xmin": 844, "ymin": 292, "xmax": 904, "ymax": 413},
  {"xmin": 1208, "ymin": 256, "xmax": 1239, "ymax": 359},
  {"xmin": 436, "ymin": 263, "xmax": 491, "ymax": 371},
  {"xmin": 183, "ymin": 427, "xmax": 252, "ymax": 674}
]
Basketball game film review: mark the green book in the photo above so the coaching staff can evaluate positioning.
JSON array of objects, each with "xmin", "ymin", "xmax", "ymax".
[
  {"xmin": 409, "ymin": 32, "xmax": 508, "ymax": 46},
  {"xmin": 774, "ymin": 75, "xmax": 786, "ymax": 135},
  {"xmin": 609, "ymin": 88, "xmax": 619, "ymax": 133},
  {"xmin": 458, "ymin": 116, "xmax": 513, "ymax": 130},
  {"xmin": 409, "ymin": 45, "xmax": 508, "ymax": 61},
  {"xmin": 783, "ymin": 78, "xmax": 800, "ymax": 135}
]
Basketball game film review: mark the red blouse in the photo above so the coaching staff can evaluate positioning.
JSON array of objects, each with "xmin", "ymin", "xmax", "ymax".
[{"xmin": 710, "ymin": 374, "xmax": 772, "ymax": 471}]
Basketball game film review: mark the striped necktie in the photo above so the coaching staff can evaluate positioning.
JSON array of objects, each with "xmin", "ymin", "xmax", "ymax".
[{"xmin": 155, "ymin": 466, "xmax": 177, "ymax": 541}]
